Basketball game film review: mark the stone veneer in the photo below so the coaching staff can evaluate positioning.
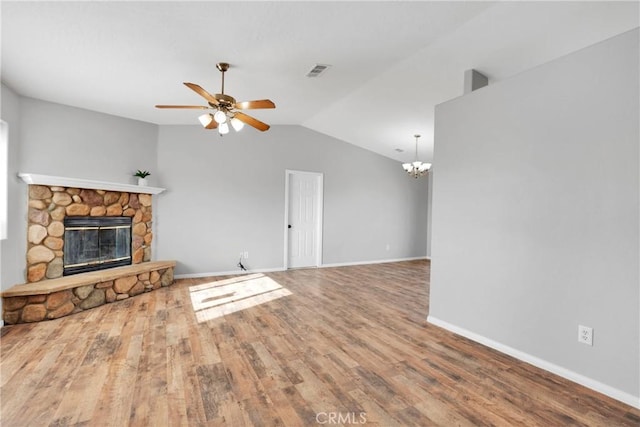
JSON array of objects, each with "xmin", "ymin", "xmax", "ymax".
[
  {"xmin": 2, "ymin": 262, "xmax": 175, "ymax": 324},
  {"xmin": 26, "ymin": 184, "xmax": 153, "ymax": 282}
]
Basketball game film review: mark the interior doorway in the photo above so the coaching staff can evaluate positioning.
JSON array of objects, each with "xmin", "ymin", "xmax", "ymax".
[{"xmin": 284, "ymin": 170, "xmax": 323, "ymax": 269}]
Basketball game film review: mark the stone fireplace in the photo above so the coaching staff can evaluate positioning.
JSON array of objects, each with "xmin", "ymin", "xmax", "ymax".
[
  {"xmin": 25, "ymin": 182, "xmax": 153, "ymax": 283},
  {"xmin": 1, "ymin": 174, "xmax": 176, "ymax": 325}
]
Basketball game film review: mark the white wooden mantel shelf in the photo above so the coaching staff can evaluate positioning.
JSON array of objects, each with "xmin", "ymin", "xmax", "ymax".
[{"xmin": 18, "ymin": 173, "xmax": 166, "ymax": 195}]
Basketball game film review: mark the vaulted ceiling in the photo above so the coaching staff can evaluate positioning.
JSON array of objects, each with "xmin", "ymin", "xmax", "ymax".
[{"xmin": 2, "ymin": 1, "xmax": 638, "ymax": 163}]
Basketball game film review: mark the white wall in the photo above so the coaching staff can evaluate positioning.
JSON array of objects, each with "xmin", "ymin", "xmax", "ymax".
[
  {"xmin": 430, "ymin": 29, "xmax": 639, "ymax": 406},
  {"xmin": 156, "ymin": 124, "xmax": 428, "ymax": 275}
]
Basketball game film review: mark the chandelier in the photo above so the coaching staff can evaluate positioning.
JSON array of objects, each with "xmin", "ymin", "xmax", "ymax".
[{"xmin": 402, "ymin": 134, "xmax": 431, "ymax": 178}]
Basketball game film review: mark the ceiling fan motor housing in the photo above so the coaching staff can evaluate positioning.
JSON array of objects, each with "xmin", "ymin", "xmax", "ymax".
[{"xmin": 212, "ymin": 93, "xmax": 236, "ymax": 110}]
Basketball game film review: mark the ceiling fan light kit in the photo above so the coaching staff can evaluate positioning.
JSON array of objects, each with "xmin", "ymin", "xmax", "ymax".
[
  {"xmin": 230, "ymin": 117, "xmax": 244, "ymax": 131},
  {"xmin": 402, "ymin": 134, "xmax": 431, "ymax": 178},
  {"xmin": 156, "ymin": 62, "xmax": 275, "ymax": 135},
  {"xmin": 213, "ymin": 110, "xmax": 227, "ymax": 124},
  {"xmin": 198, "ymin": 113, "xmax": 217, "ymax": 129}
]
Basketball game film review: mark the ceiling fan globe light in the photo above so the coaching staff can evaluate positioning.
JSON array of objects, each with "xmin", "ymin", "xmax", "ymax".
[
  {"xmin": 219, "ymin": 122, "xmax": 230, "ymax": 135},
  {"xmin": 198, "ymin": 113, "xmax": 214, "ymax": 128},
  {"xmin": 230, "ymin": 117, "xmax": 244, "ymax": 131},
  {"xmin": 214, "ymin": 110, "xmax": 227, "ymax": 124}
]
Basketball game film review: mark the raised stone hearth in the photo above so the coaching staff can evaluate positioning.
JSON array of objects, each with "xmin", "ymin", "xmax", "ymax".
[{"xmin": 2, "ymin": 261, "xmax": 176, "ymax": 324}]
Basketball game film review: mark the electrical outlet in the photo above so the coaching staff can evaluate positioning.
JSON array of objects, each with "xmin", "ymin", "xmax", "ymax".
[
  {"xmin": 244, "ymin": 251, "xmax": 249, "ymax": 259},
  {"xmin": 385, "ymin": 244, "xmax": 390, "ymax": 251},
  {"xmin": 578, "ymin": 325, "xmax": 593, "ymax": 346}
]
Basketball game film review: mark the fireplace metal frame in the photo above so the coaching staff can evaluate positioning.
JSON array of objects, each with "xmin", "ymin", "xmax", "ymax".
[{"xmin": 63, "ymin": 216, "xmax": 132, "ymax": 276}]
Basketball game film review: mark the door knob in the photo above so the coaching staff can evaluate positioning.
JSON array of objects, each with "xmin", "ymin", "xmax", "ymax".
[{"xmin": 288, "ymin": 224, "xmax": 292, "ymax": 229}]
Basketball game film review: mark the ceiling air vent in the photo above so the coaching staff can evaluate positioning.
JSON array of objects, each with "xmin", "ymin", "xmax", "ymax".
[{"xmin": 306, "ymin": 64, "xmax": 331, "ymax": 78}]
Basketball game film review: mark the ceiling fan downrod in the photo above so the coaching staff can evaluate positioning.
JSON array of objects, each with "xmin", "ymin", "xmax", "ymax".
[{"xmin": 216, "ymin": 62, "xmax": 229, "ymax": 95}]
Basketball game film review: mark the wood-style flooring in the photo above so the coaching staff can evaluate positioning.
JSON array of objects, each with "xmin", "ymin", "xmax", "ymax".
[{"xmin": 1, "ymin": 260, "xmax": 638, "ymax": 426}]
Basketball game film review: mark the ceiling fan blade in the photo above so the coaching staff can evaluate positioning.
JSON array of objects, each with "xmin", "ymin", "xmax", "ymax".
[
  {"xmin": 155, "ymin": 105, "xmax": 209, "ymax": 109},
  {"xmin": 234, "ymin": 112, "xmax": 270, "ymax": 132},
  {"xmin": 183, "ymin": 82, "xmax": 219, "ymax": 106},
  {"xmin": 204, "ymin": 120, "xmax": 218, "ymax": 130},
  {"xmin": 234, "ymin": 99, "xmax": 276, "ymax": 110}
]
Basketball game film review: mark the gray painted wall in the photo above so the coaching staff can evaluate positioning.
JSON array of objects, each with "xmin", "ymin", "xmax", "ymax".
[
  {"xmin": 430, "ymin": 29, "xmax": 639, "ymax": 401},
  {"xmin": 0, "ymin": 95, "xmax": 159, "ymax": 290},
  {"xmin": 1, "ymin": 84, "xmax": 24, "ymax": 297},
  {"xmin": 156, "ymin": 124, "xmax": 428, "ymax": 275},
  {"xmin": 426, "ymin": 172, "xmax": 433, "ymax": 258},
  {"xmin": 19, "ymin": 97, "xmax": 159, "ymax": 183},
  {"xmin": 0, "ymin": 92, "xmax": 428, "ymax": 286}
]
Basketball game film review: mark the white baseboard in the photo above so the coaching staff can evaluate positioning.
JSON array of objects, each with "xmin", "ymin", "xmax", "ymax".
[
  {"xmin": 175, "ymin": 267, "xmax": 285, "ymax": 279},
  {"xmin": 321, "ymin": 256, "xmax": 428, "ymax": 269},
  {"xmin": 174, "ymin": 257, "xmax": 429, "ymax": 279},
  {"xmin": 427, "ymin": 316, "xmax": 640, "ymax": 409}
]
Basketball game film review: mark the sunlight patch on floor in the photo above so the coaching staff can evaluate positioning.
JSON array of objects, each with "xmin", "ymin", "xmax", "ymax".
[{"xmin": 189, "ymin": 273, "xmax": 292, "ymax": 323}]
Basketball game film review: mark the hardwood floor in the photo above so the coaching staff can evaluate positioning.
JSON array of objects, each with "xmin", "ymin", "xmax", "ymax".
[{"xmin": 1, "ymin": 260, "xmax": 638, "ymax": 426}]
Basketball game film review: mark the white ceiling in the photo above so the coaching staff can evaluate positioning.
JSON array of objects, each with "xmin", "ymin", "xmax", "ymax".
[{"xmin": 2, "ymin": 1, "xmax": 638, "ymax": 163}]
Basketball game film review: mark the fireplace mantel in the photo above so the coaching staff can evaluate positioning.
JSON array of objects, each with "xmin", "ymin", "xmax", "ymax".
[{"xmin": 18, "ymin": 173, "xmax": 166, "ymax": 195}]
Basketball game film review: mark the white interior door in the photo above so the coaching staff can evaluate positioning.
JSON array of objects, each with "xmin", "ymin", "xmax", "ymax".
[{"xmin": 285, "ymin": 170, "xmax": 323, "ymax": 269}]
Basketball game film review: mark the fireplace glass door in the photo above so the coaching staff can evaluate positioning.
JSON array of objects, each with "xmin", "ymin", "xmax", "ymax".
[{"xmin": 63, "ymin": 216, "xmax": 132, "ymax": 275}]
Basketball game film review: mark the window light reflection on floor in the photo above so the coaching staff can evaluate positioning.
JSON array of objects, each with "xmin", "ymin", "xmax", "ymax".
[{"xmin": 189, "ymin": 273, "xmax": 292, "ymax": 323}]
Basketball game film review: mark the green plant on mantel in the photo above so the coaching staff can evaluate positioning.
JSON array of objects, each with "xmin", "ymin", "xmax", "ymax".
[{"xmin": 134, "ymin": 170, "xmax": 151, "ymax": 178}]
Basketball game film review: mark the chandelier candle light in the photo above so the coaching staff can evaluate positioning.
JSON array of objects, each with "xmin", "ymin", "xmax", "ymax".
[{"xmin": 402, "ymin": 134, "xmax": 431, "ymax": 178}]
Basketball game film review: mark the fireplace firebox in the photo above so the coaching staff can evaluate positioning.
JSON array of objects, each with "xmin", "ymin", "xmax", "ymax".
[{"xmin": 63, "ymin": 216, "xmax": 132, "ymax": 276}]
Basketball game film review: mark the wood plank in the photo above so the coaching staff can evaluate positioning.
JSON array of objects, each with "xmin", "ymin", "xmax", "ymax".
[{"xmin": 1, "ymin": 260, "xmax": 638, "ymax": 426}]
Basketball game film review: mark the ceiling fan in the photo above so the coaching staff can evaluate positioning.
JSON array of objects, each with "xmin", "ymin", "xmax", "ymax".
[{"xmin": 156, "ymin": 62, "xmax": 275, "ymax": 134}]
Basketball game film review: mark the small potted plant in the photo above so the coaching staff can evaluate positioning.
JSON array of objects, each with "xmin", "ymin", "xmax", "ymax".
[{"xmin": 134, "ymin": 170, "xmax": 151, "ymax": 186}]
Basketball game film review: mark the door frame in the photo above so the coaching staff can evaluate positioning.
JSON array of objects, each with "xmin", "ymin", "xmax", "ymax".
[{"xmin": 283, "ymin": 169, "xmax": 324, "ymax": 269}]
